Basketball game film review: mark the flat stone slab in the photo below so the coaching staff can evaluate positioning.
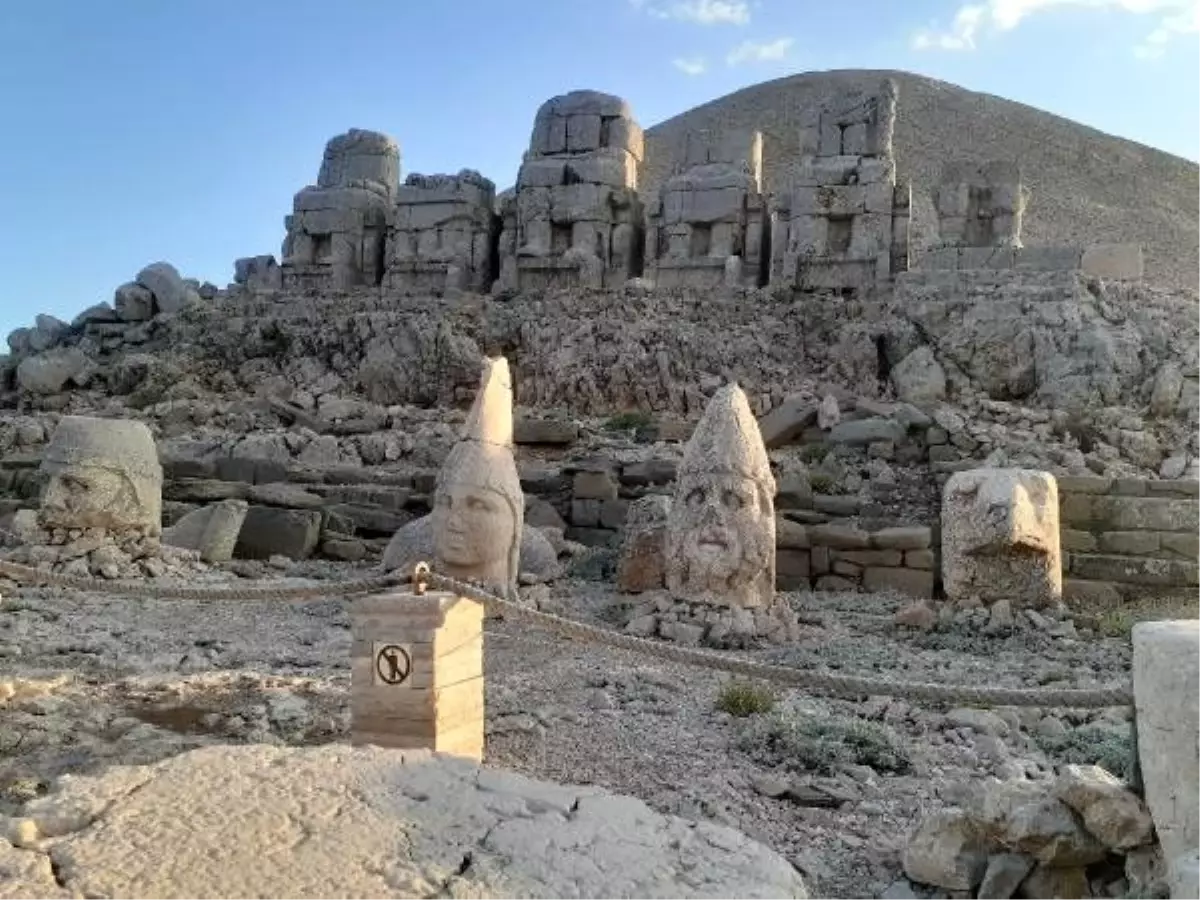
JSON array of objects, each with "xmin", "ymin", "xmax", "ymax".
[{"xmin": 1, "ymin": 743, "xmax": 808, "ymax": 899}]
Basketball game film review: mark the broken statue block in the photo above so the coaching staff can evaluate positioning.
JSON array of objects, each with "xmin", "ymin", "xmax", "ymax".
[{"xmin": 941, "ymin": 468, "xmax": 1062, "ymax": 608}]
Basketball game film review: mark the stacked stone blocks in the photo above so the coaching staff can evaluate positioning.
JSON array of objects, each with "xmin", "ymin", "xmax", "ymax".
[
  {"xmin": 281, "ymin": 129, "xmax": 400, "ymax": 292},
  {"xmin": 771, "ymin": 79, "xmax": 911, "ymax": 292},
  {"xmin": 1058, "ymin": 475, "xmax": 1199, "ymax": 602},
  {"xmin": 645, "ymin": 130, "xmax": 770, "ymax": 289},
  {"xmin": 497, "ymin": 91, "xmax": 645, "ymax": 291},
  {"xmin": 385, "ymin": 171, "xmax": 498, "ymax": 295}
]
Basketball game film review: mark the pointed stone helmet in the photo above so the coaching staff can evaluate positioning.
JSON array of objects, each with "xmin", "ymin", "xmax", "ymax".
[
  {"xmin": 434, "ymin": 357, "xmax": 524, "ymax": 589},
  {"xmin": 678, "ymin": 383, "xmax": 776, "ymax": 495}
]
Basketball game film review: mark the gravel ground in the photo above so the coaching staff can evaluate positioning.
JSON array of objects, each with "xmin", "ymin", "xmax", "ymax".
[{"xmin": 0, "ymin": 564, "xmax": 1138, "ymax": 899}]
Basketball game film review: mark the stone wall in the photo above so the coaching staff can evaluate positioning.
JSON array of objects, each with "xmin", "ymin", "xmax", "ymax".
[{"xmin": 1058, "ymin": 475, "xmax": 1199, "ymax": 603}]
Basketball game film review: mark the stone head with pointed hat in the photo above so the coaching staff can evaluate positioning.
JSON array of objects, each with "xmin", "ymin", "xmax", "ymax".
[
  {"xmin": 431, "ymin": 357, "xmax": 524, "ymax": 599},
  {"xmin": 39, "ymin": 416, "xmax": 163, "ymax": 536},
  {"xmin": 665, "ymin": 383, "xmax": 776, "ymax": 608}
]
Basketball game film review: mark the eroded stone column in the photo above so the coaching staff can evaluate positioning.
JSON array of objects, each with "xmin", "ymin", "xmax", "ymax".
[{"xmin": 1133, "ymin": 620, "xmax": 1199, "ymax": 900}]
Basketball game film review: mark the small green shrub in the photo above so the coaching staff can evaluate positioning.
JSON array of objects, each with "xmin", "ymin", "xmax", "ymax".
[
  {"xmin": 1035, "ymin": 723, "xmax": 1136, "ymax": 781},
  {"xmin": 715, "ymin": 679, "xmax": 777, "ymax": 717},
  {"xmin": 739, "ymin": 711, "xmax": 911, "ymax": 775},
  {"xmin": 799, "ymin": 444, "xmax": 829, "ymax": 464},
  {"xmin": 809, "ymin": 473, "xmax": 835, "ymax": 494},
  {"xmin": 603, "ymin": 411, "xmax": 654, "ymax": 432}
]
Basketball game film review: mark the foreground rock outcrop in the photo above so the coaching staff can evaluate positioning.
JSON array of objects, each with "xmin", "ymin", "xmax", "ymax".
[{"xmin": 1, "ymin": 743, "xmax": 809, "ymax": 899}]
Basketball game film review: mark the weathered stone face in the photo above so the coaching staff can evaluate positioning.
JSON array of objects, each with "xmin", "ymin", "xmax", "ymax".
[
  {"xmin": 433, "ymin": 482, "xmax": 517, "ymax": 573},
  {"xmin": 38, "ymin": 416, "xmax": 163, "ymax": 536},
  {"xmin": 941, "ymin": 468, "xmax": 1061, "ymax": 607},
  {"xmin": 430, "ymin": 358, "xmax": 523, "ymax": 598},
  {"xmin": 665, "ymin": 384, "xmax": 776, "ymax": 608}
]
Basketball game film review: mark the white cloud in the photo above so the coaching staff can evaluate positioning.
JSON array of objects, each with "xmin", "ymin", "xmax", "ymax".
[
  {"xmin": 911, "ymin": 0, "xmax": 1199, "ymax": 55},
  {"xmin": 726, "ymin": 36, "xmax": 794, "ymax": 65},
  {"xmin": 672, "ymin": 56, "xmax": 709, "ymax": 74},
  {"xmin": 632, "ymin": 0, "xmax": 751, "ymax": 25}
]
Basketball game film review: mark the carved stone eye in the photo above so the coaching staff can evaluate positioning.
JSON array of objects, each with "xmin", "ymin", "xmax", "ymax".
[
  {"xmin": 721, "ymin": 488, "xmax": 745, "ymax": 510},
  {"xmin": 686, "ymin": 486, "xmax": 706, "ymax": 508}
]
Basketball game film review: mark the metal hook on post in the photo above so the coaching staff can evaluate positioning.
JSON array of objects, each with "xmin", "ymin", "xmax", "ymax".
[{"xmin": 411, "ymin": 561, "xmax": 431, "ymax": 596}]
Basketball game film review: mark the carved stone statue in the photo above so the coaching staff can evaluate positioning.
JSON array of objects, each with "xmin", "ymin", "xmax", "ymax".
[
  {"xmin": 430, "ymin": 357, "xmax": 524, "ymax": 599},
  {"xmin": 39, "ymin": 416, "xmax": 163, "ymax": 536},
  {"xmin": 665, "ymin": 383, "xmax": 776, "ymax": 609},
  {"xmin": 941, "ymin": 468, "xmax": 1062, "ymax": 608}
]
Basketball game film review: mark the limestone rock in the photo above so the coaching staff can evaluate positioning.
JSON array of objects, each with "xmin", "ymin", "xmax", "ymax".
[
  {"xmin": 977, "ymin": 852, "xmax": 1034, "ymax": 899},
  {"xmin": 972, "ymin": 779, "xmax": 1107, "ymax": 867},
  {"xmin": 136, "ymin": 261, "xmax": 190, "ymax": 315},
  {"xmin": 617, "ymin": 494, "xmax": 671, "ymax": 593},
  {"xmin": 380, "ymin": 514, "xmax": 562, "ymax": 584},
  {"xmin": 161, "ymin": 499, "xmax": 249, "ymax": 563},
  {"xmin": 1133, "ymin": 620, "xmax": 1199, "ymax": 900},
  {"xmin": 234, "ymin": 506, "xmax": 322, "ymax": 560},
  {"xmin": 941, "ymin": 468, "xmax": 1061, "ymax": 608},
  {"xmin": 802, "ymin": 396, "xmax": 835, "ymax": 436},
  {"xmin": 2, "ymin": 744, "xmax": 808, "ymax": 899},
  {"xmin": 1014, "ymin": 864, "xmax": 1089, "ymax": 899},
  {"xmin": 72, "ymin": 303, "xmax": 117, "ymax": 328},
  {"xmin": 891, "ymin": 345, "xmax": 947, "ymax": 406},
  {"xmin": 757, "ymin": 395, "xmax": 818, "ymax": 449},
  {"xmin": 113, "ymin": 282, "xmax": 155, "ymax": 322},
  {"xmin": 903, "ymin": 807, "xmax": 989, "ymax": 891},
  {"xmin": 16, "ymin": 347, "xmax": 94, "ymax": 394},
  {"xmin": 1150, "ymin": 362, "xmax": 1184, "ymax": 418},
  {"xmin": 1055, "ymin": 764, "xmax": 1154, "ymax": 851}
]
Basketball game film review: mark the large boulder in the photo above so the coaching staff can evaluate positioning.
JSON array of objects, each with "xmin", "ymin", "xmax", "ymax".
[
  {"xmin": 113, "ymin": 281, "xmax": 155, "ymax": 322},
  {"xmin": 162, "ymin": 499, "xmax": 249, "ymax": 563},
  {"xmin": 0, "ymin": 744, "xmax": 808, "ymax": 899},
  {"xmin": 136, "ymin": 261, "xmax": 195, "ymax": 315},
  {"xmin": 381, "ymin": 514, "xmax": 562, "ymax": 583},
  {"xmin": 891, "ymin": 345, "xmax": 947, "ymax": 406},
  {"xmin": 15, "ymin": 347, "xmax": 94, "ymax": 394},
  {"xmin": 234, "ymin": 506, "xmax": 322, "ymax": 560}
]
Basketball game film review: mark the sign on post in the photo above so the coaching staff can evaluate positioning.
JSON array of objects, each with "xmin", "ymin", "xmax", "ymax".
[{"xmin": 350, "ymin": 590, "xmax": 484, "ymax": 762}]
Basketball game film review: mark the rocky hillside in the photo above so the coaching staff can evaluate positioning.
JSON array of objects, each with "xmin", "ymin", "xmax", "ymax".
[{"xmin": 641, "ymin": 69, "xmax": 1200, "ymax": 294}]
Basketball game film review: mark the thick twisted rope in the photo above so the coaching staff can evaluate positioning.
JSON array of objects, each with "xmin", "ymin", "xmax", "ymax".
[
  {"xmin": 415, "ymin": 568, "xmax": 1133, "ymax": 710},
  {"xmin": 0, "ymin": 557, "xmax": 405, "ymax": 601}
]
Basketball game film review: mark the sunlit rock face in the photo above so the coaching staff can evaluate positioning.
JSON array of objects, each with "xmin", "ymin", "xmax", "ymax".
[
  {"xmin": 665, "ymin": 384, "xmax": 776, "ymax": 609},
  {"xmin": 941, "ymin": 467, "xmax": 1062, "ymax": 608},
  {"xmin": 38, "ymin": 415, "xmax": 163, "ymax": 537},
  {"xmin": 430, "ymin": 357, "xmax": 524, "ymax": 599}
]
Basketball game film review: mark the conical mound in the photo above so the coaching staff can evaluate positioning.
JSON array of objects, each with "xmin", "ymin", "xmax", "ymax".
[
  {"xmin": 461, "ymin": 357, "xmax": 513, "ymax": 448},
  {"xmin": 679, "ymin": 383, "xmax": 774, "ymax": 489}
]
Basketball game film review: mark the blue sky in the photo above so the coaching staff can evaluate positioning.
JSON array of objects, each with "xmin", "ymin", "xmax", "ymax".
[{"xmin": 0, "ymin": 0, "xmax": 1196, "ymax": 340}]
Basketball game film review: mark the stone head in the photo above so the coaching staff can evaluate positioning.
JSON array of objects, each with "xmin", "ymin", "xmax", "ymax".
[
  {"xmin": 432, "ymin": 358, "xmax": 523, "ymax": 597},
  {"xmin": 666, "ymin": 384, "xmax": 776, "ymax": 608},
  {"xmin": 941, "ymin": 467, "xmax": 1062, "ymax": 606},
  {"xmin": 39, "ymin": 416, "xmax": 163, "ymax": 536},
  {"xmin": 944, "ymin": 468, "xmax": 1058, "ymax": 557}
]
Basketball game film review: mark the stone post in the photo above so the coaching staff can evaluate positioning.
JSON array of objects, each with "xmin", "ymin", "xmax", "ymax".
[
  {"xmin": 1132, "ymin": 619, "xmax": 1199, "ymax": 900},
  {"xmin": 351, "ymin": 590, "xmax": 484, "ymax": 762}
]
